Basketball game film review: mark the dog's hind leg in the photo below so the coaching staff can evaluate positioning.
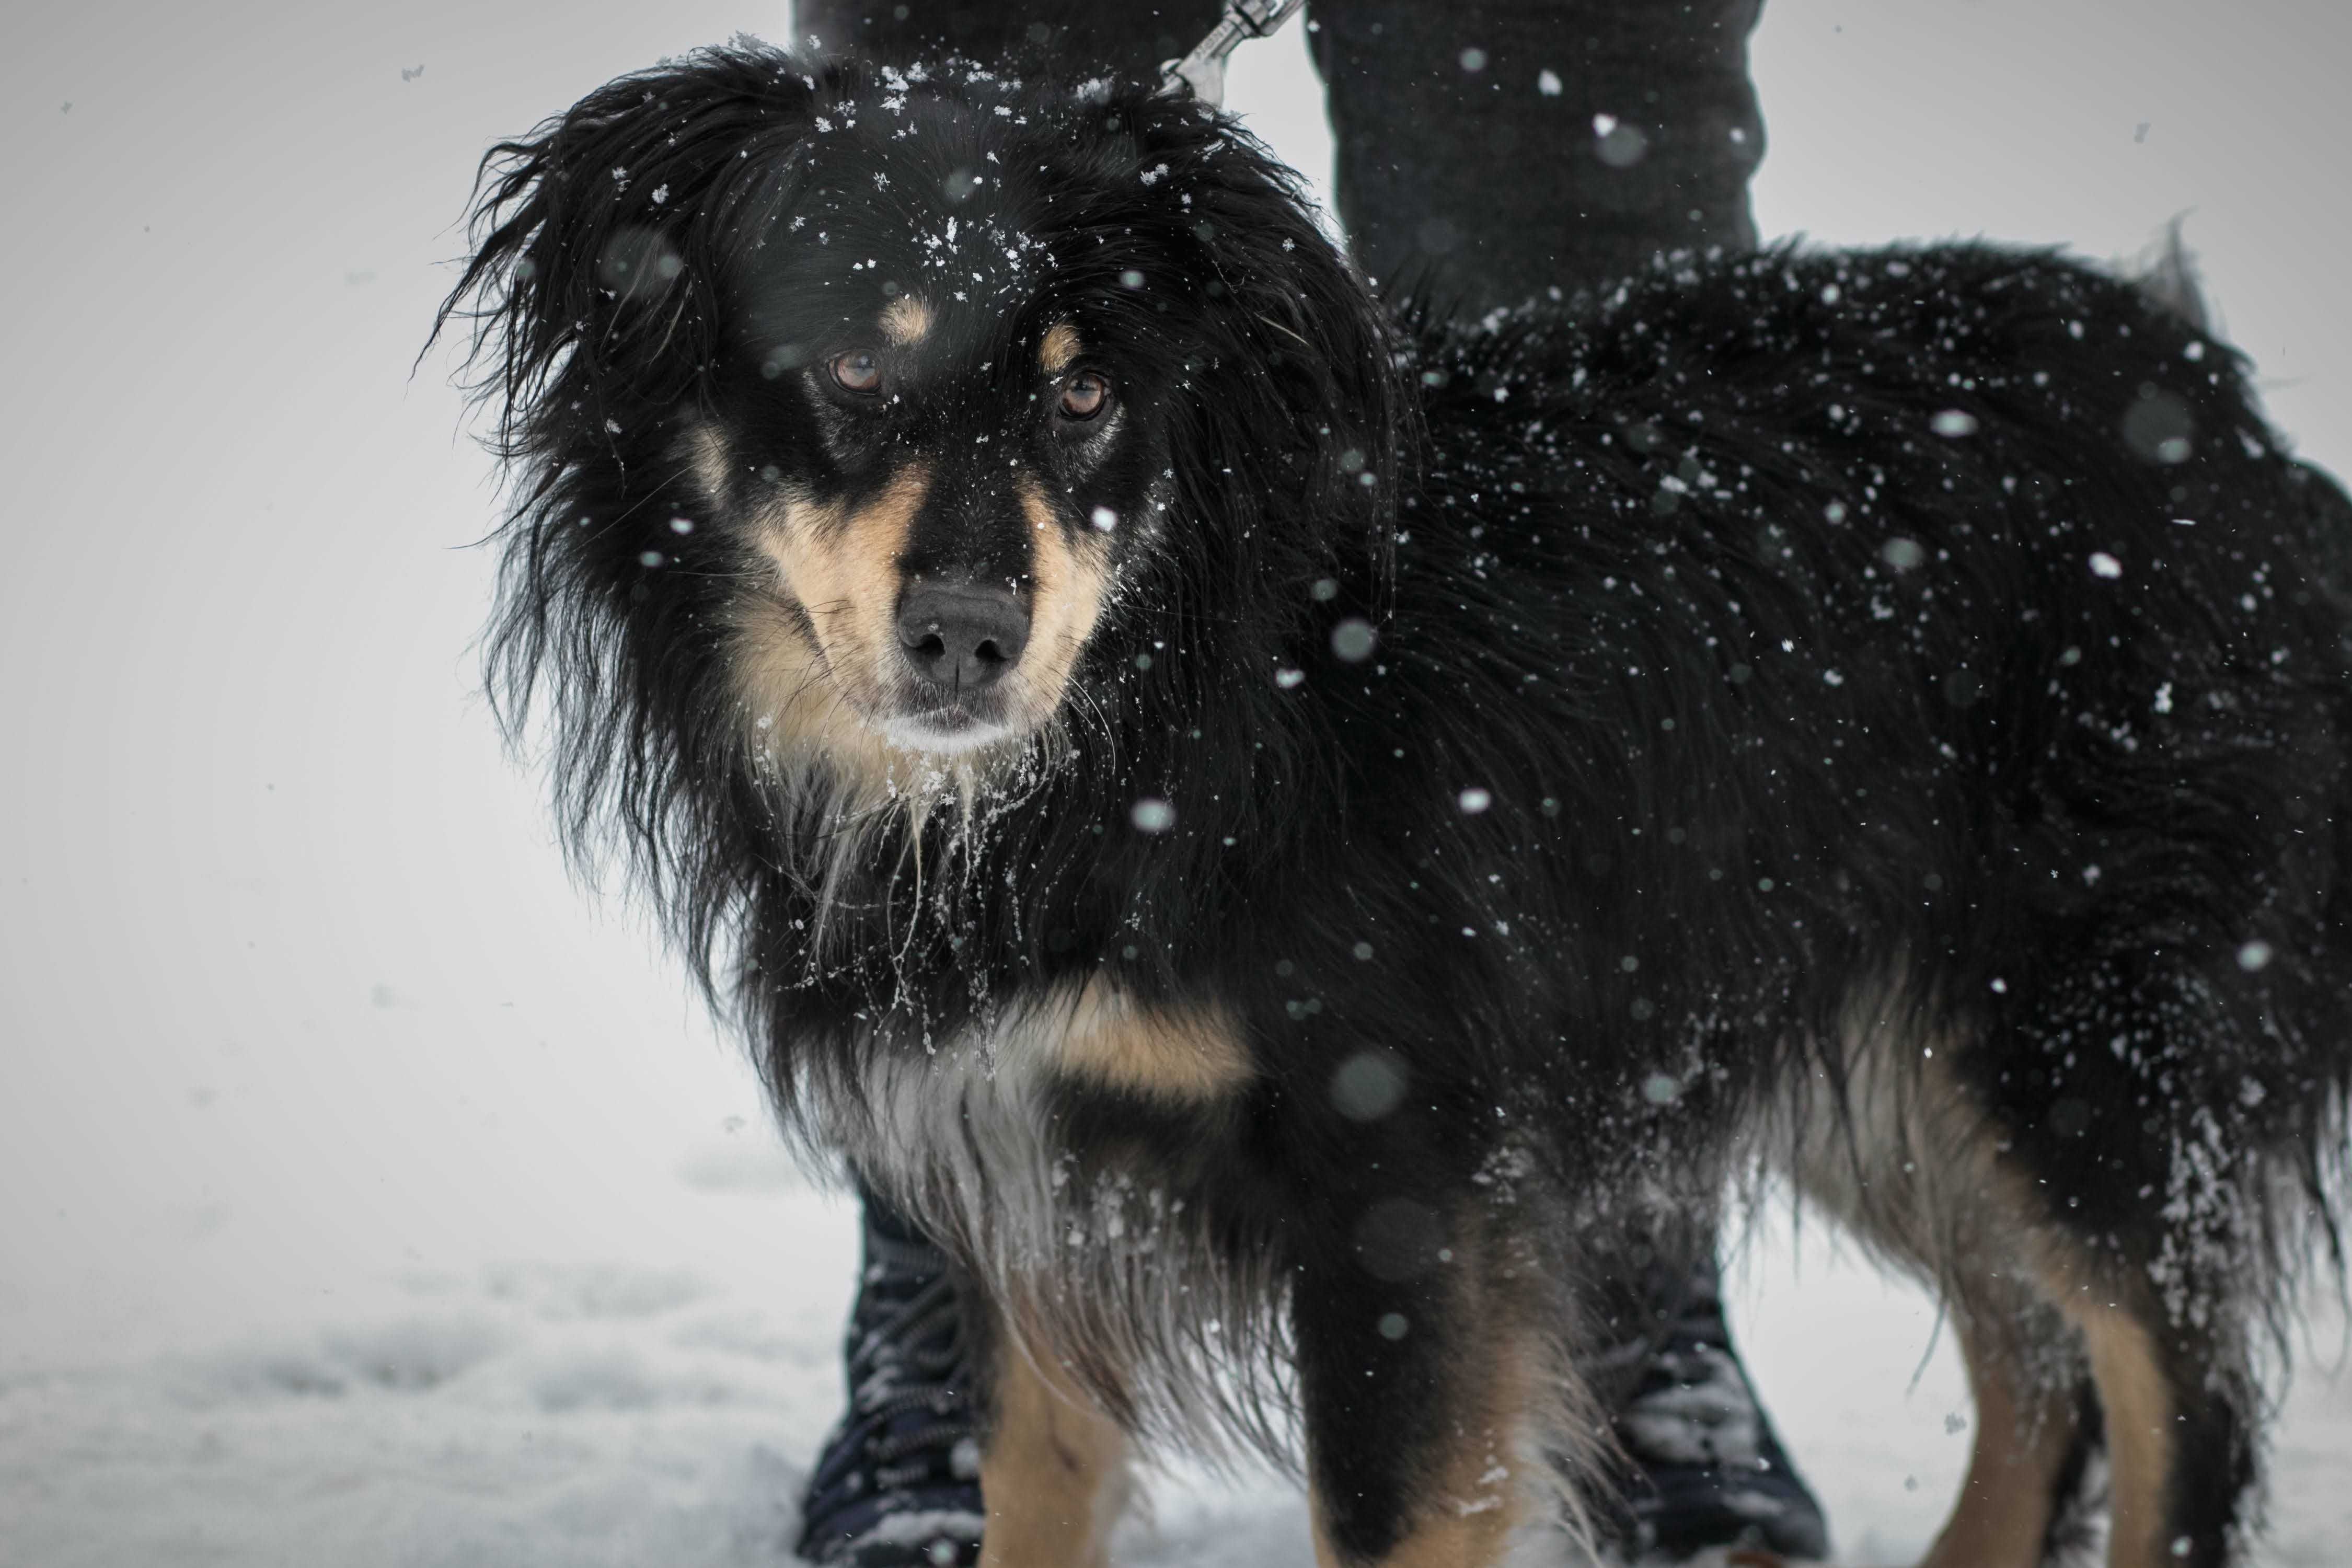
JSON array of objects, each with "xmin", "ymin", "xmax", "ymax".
[
  {"xmin": 1983, "ymin": 944, "xmax": 2284, "ymax": 1568},
  {"xmin": 1788, "ymin": 1012, "xmax": 2103, "ymax": 1568},
  {"xmin": 1915, "ymin": 1304, "xmax": 2096, "ymax": 1568},
  {"xmin": 1813, "ymin": 948, "xmax": 2276, "ymax": 1568},
  {"xmin": 2027, "ymin": 1243, "xmax": 2260, "ymax": 1568},
  {"xmin": 1296, "ymin": 1192, "xmax": 1575, "ymax": 1568},
  {"xmin": 972, "ymin": 1305, "xmax": 1133, "ymax": 1568},
  {"xmin": 1887, "ymin": 1193, "xmax": 2252, "ymax": 1568}
]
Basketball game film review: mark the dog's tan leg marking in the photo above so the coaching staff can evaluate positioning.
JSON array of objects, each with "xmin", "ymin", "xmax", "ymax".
[
  {"xmin": 2008, "ymin": 1182, "xmax": 2175, "ymax": 1567},
  {"xmin": 1794, "ymin": 993, "xmax": 2209, "ymax": 1568},
  {"xmin": 881, "ymin": 295, "xmax": 934, "ymax": 347},
  {"xmin": 1039, "ymin": 320, "xmax": 1081, "ymax": 375},
  {"xmin": 977, "ymin": 1343, "xmax": 1131, "ymax": 1568},
  {"xmin": 1786, "ymin": 1000, "xmax": 2096, "ymax": 1568},
  {"xmin": 2019, "ymin": 1192, "xmax": 2177, "ymax": 1568},
  {"xmin": 1918, "ymin": 1320, "xmax": 2082, "ymax": 1568},
  {"xmin": 1309, "ymin": 1447, "xmax": 1523, "ymax": 1568},
  {"xmin": 1308, "ymin": 1269, "xmax": 1535, "ymax": 1568},
  {"xmin": 1307, "ymin": 1375, "xmax": 1526, "ymax": 1568},
  {"xmin": 2065, "ymin": 1299, "xmax": 2175, "ymax": 1568}
]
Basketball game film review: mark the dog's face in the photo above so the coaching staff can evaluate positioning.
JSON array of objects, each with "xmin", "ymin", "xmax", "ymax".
[
  {"xmin": 452, "ymin": 50, "xmax": 1396, "ymax": 805},
  {"xmin": 694, "ymin": 110, "xmax": 1178, "ymax": 764},
  {"xmin": 699, "ymin": 294, "xmax": 1121, "ymax": 759}
]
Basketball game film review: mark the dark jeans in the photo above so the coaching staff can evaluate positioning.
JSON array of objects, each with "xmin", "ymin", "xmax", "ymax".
[{"xmin": 795, "ymin": 0, "xmax": 1766, "ymax": 310}]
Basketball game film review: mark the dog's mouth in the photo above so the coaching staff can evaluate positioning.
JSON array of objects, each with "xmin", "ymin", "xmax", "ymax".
[{"xmin": 878, "ymin": 700, "xmax": 1020, "ymax": 756}]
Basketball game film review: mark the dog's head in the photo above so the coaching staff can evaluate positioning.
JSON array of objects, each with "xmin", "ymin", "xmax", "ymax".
[{"xmin": 446, "ymin": 47, "xmax": 1398, "ymax": 847}]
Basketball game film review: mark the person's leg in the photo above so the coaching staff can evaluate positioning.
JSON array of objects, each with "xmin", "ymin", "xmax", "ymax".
[
  {"xmin": 799, "ymin": 0, "xmax": 1765, "ymax": 309},
  {"xmin": 797, "ymin": 1184, "xmax": 988, "ymax": 1566},
  {"xmin": 1308, "ymin": 5, "xmax": 1824, "ymax": 1560},
  {"xmin": 1308, "ymin": 0, "xmax": 1765, "ymax": 309},
  {"xmin": 1587, "ymin": 1248, "xmax": 1831, "ymax": 1562},
  {"xmin": 793, "ymin": 0, "xmax": 1220, "ymax": 79}
]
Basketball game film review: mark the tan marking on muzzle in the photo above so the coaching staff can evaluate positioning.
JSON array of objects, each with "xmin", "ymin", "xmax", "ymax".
[
  {"xmin": 881, "ymin": 295, "xmax": 935, "ymax": 347},
  {"xmin": 728, "ymin": 464, "xmax": 930, "ymax": 789},
  {"xmin": 1013, "ymin": 475, "xmax": 1112, "ymax": 730},
  {"xmin": 1040, "ymin": 320, "xmax": 1082, "ymax": 375}
]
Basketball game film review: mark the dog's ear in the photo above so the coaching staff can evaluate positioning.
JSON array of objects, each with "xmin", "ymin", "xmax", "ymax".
[
  {"xmin": 1116, "ymin": 94, "xmax": 1410, "ymax": 579},
  {"xmin": 437, "ymin": 45, "xmax": 819, "ymax": 463},
  {"xmin": 433, "ymin": 44, "xmax": 825, "ymax": 926}
]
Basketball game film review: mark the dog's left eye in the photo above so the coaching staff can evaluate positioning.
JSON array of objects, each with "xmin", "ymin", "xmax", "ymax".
[
  {"xmin": 1058, "ymin": 371, "xmax": 1111, "ymax": 422},
  {"xmin": 829, "ymin": 351, "xmax": 883, "ymax": 395}
]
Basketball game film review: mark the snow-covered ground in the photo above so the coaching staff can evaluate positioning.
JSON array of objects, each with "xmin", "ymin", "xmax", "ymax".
[
  {"xmin": 4, "ymin": 1177, "xmax": 2348, "ymax": 1566},
  {"xmin": 4, "ymin": 2, "xmax": 2349, "ymax": 1563}
]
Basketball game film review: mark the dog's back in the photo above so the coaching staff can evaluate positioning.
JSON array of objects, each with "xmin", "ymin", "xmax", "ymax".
[{"xmin": 1375, "ymin": 244, "xmax": 2352, "ymax": 1203}]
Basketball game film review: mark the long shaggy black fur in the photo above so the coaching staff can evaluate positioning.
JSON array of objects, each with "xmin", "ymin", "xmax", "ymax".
[{"xmin": 441, "ymin": 42, "xmax": 2352, "ymax": 1565}]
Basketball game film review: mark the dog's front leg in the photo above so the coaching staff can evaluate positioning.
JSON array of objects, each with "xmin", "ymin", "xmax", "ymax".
[
  {"xmin": 1296, "ymin": 1194, "xmax": 1549, "ymax": 1568},
  {"xmin": 973, "ymin": 1298, "xmax": 1133, "ymax": 1568}
]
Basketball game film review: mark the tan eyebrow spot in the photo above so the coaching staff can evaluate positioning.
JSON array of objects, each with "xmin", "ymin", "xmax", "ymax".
[
  {"xmin": 1039, "ymin": 320, "xmax": 1082, "ymax": 375},
  {"xmin": 685, "ymin": 421, "xmax": 732, "ymax": 506},
  {"xmin": 880, "ymin": 295, "xmax": 933, "ymax": 346}
]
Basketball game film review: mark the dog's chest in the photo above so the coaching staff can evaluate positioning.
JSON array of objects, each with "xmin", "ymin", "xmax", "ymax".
[{"xmin": 837, "ymin": 981, "xmax": 1253, "ymax": 1251}]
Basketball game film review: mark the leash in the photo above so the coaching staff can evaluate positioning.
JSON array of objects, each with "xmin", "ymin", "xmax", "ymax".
[{"xmin": 1159, "ymin": 0, "xmax": 1307, "ymax": 107}]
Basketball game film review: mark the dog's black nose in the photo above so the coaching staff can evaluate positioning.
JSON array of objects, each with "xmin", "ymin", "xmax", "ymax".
[{"xmin": 896, "ymin": 580, "xmax": 1030, "ymax": 693}]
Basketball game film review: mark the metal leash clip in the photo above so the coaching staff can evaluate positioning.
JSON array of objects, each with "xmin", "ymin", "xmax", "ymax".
[{"xmin": 1159, "ymin": 0, "xmax": 1308, "ymax": 107}]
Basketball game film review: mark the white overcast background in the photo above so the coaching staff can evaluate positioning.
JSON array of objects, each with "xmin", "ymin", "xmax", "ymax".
[{"xmin": 3, "ymin": 3, "xmax": 2350, "ymax": 1564}]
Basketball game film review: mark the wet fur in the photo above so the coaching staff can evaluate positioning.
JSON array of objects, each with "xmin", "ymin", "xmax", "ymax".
[{"xmin": 442, "ymin": 44, "xmax": 2352, "ymax": 1565}]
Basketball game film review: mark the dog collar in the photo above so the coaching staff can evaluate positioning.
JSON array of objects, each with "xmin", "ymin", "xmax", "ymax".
[{"xmin": 1159, "ymin": 0, "xmax": 1307, "ymax": 107}]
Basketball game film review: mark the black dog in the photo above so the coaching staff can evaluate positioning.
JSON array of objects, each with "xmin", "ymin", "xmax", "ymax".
[{"xmin": 442, "ymin": 44, "xmax": 2352, "ymax": 1568}]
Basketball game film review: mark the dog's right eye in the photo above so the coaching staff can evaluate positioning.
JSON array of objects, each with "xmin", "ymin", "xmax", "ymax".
[
  {"xmin": 1057, "ymin": 371, "xmax": 1111, "ymax": 422},
  {"xmin": 829, "ymin": 351, "xmax": 883, "ymax": 395}
]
